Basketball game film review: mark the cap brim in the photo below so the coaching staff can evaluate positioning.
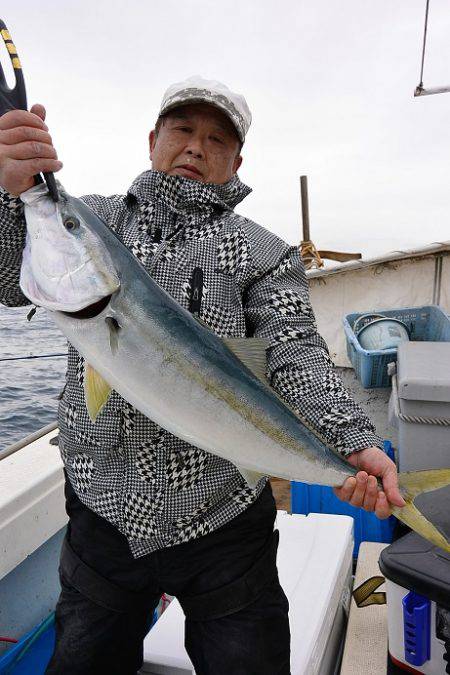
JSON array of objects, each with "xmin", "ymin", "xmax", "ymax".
[{"xmin": 159, "ymin": 97, "xmax": 245, "ymax": 144}]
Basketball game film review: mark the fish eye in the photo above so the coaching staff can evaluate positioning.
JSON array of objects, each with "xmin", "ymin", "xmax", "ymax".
[{"xmin": 64, "ymin": 217, "xmax": 80, "ymax": 231}]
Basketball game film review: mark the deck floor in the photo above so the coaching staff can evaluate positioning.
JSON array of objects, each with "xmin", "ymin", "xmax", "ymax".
[{"xmin": 269, "ymin": 478, "xmax": 291, "ymax": 512}]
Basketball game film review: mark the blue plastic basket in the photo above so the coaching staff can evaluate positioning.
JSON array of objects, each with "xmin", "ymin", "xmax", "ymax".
[
  {"xmin": 343, "ymin": 305, "xmax": 450, "ymax": 388},
  {"xmin": 291, "ymin": 441, "xmax": 397, "ymax": 556}
]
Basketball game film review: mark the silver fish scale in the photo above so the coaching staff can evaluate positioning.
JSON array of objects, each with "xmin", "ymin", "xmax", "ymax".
[{"xmin": 0, "ymin": 173, "xmax": 382, "ymax": 558}]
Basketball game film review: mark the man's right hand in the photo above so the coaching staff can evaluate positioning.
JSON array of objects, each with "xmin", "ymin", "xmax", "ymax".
[{"xmin": 0, "ymin": 103, "xmax": 63, "ymax": 196}]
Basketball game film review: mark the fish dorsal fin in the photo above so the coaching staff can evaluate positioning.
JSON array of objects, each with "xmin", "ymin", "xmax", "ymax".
[
  {"xmin": 193, "ymin": 314, "xmax": 212, "ymax": 331},
  {"xmin": 223, "ymin": 336, "xmax": 329, "ymax": 445},
  {"xmin": 84, "ymin": 363, "xmax": 112, "ymax": 422},
  {"xmin": 201, "ymin": 319, "xmax": 338, "ymax": 454},
  {"xmin": 192, "ymin": 313, "xmax": 269, "ymax": 383},
  {"xmin": 222, "ymin": 337, "xmax": 270, "ymax": 383},
  {"xmin": 224, "ymin": 334, "xmax": 335, "ymax": 452}
]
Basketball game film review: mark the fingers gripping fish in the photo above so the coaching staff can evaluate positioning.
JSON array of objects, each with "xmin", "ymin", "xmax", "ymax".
[{"xmin": 19, "ymin": 182, "xmax": 450, "ymax": 554}]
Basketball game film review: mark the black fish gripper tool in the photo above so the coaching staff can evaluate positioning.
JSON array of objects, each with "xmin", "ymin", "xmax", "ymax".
[{"xmin": 0, "ymin": 19, "xmax": 59, "ymax": 202}]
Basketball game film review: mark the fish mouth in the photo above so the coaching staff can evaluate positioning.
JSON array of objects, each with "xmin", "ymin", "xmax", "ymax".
[{"xmin": 61, "ymin": 294, "xmax": 112, "ymax": 319}]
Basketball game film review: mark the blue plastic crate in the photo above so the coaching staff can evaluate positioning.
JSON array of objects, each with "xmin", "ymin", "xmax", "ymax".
[
  {"xmin": 0, "ymin": 609, "xmax": 157, "ymax": 674},
  {"xmin": 0, "ymin": 615, "xmax": 55, "ymax": 675},
  {"xmin": 291, "ymin": 442, "xmax": 396, "ymax": 556},
  {"xmin": 343, "ymin": 304, "xmax": 450, "ymax": 388}
]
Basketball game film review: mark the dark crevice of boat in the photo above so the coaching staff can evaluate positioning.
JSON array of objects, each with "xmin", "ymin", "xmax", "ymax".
[{"xmin": 62, "ymin": 295, "xmax": 112, "ymax": 319}]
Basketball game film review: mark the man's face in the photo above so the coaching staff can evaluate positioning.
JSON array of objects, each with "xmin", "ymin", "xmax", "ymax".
[{"xmin": 149, "ymin": 103, "xmax": 243, "ymax": 184}]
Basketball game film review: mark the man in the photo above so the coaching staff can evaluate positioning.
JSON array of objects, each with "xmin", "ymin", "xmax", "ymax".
[{"xmin": 0, "ymin": 76, "xmax": 405, "ymax": 675}]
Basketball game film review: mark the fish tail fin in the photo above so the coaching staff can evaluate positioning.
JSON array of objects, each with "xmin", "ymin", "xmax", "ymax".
[{"xmin": 392, "ymin": 469, "xmax": 450, "ymax": 553}]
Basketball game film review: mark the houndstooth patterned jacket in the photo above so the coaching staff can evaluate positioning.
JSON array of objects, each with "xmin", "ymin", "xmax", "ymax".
[{"xmin": 0, "ymin": 171, "xmax": 383, "ymax": 557}]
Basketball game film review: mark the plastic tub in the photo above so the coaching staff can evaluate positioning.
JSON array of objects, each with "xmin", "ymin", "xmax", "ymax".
[
  {"xmin": 343, "ymin": 305, "xmax": 450, "ymax": 388},
  {"xmin": 356, "ymin": 318, "xmax": 409, "ymax": 351}
]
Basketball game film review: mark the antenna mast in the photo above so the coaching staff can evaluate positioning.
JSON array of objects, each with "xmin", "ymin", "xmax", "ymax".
[{"xmin": 414, "ymin": 0, "xmax": 450, "ymax": 97}]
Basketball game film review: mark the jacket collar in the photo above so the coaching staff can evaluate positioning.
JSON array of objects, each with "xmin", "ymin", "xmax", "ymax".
[{"xmin": 126, "ymin": 169, "xmax": 251, "ymax": 213}]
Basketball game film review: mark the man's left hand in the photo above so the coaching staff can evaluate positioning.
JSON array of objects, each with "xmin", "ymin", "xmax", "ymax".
[{"xmin": 333, "ymin": 446, "xmax": 406, "ymax": 519}]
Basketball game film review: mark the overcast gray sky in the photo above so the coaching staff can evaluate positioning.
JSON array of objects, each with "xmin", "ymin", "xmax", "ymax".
[{"xmin": 2, "ymin": 0, "xmax": 449, "ymax": 258}]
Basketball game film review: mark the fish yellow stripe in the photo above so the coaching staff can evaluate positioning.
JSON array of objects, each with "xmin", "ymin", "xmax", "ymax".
[
  {"xmin": 7, "ymin": 42, "xmax": 18, "ymax": 55},
  {"xmin": 1, "ymin": 29, "xmax": 11, "ymax": 40},
  {"xmin": 11, "ymin": 57, "xmax": 22, "ymax": 69}
]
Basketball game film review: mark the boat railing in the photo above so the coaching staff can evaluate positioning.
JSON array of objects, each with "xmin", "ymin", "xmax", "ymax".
[{"xmin": 0, "ymin": 421, "xmax": 57, "ymax": 462}]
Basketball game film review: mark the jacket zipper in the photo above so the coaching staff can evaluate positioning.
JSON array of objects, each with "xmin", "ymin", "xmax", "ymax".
[
  {"xmin": 189, "ymin": 267, "xmax": 204, "ymax": 317},
  {"xmin": 147, "ymin": 215, "xmax": 179, "ymax": 274},
  {"xmin": 153, "ymin": 226, "xmax": 162, "ymax": 243}
]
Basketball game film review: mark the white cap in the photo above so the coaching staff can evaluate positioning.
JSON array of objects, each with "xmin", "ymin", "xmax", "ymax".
[{"xmin": 159, "ymin": 75, "xmax": 252, "ymax": 144}]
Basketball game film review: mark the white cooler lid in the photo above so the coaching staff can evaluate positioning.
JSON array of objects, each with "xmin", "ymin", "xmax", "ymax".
[
  {"xmin": 397, "ymin": 342, "xmax": 450, "ymax": 402},
  {"xmin": 141, "ymin": 511, "xmax": 353, "ymax": 675}
]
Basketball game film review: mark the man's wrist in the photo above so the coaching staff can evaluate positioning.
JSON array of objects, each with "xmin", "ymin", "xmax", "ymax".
[{"xmin": 335, "ymin": 431, "xmax": 384, "ymax": 457}]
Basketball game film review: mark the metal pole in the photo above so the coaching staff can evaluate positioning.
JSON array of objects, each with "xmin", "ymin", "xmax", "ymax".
[
  {"xmin": 300, "ymin": 175, "xmax": 310, "ymax": 241},
  {"xmin": 418, "ymin": 0, "xmax": 430, "ymax": 88}
]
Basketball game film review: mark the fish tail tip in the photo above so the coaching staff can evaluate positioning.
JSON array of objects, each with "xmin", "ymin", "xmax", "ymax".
[
  {"xmin": 394, "ymin": 467, "xmax": 450, "ymax": 552},
  {"xmin": 392, "ymin": 501, "xmax": 450, "ymax": 552}
]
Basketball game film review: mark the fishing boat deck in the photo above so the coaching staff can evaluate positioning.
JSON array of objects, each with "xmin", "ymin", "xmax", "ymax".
[{"xmin": 340, "ymin": 541, "xmax": 389, "ymax": 675}]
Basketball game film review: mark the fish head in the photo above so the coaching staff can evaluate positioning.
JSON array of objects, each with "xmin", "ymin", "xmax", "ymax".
[{"xmin": 19, "ymin": 183, "xmax": 120, "ymax": 312}]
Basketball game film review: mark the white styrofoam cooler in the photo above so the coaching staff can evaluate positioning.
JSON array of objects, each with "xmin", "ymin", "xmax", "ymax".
[{"xmin": 140, "ymin": 511, "xmax": 354, "ymax": 675}]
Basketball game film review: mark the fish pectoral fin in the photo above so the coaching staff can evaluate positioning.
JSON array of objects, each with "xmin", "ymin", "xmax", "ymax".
[
  {"xmin": 105, "ymin": 316, "xmax": 121, "ymax": 355},
  {"xmin": 84, "ymin": 363, "xmax": 112, "ymax": 422},
  {"xmin": 234, "ymin": 465, "xmax": 266, "ymax": 489},
  {"xmin": 222, "ymin": 337, "xmax": 270, "ymax": 383}
]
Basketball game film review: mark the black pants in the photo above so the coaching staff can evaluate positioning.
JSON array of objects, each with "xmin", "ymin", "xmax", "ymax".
[{"xmin": 46, "ymin": 479, "xmax": 291, "ymax": 675}]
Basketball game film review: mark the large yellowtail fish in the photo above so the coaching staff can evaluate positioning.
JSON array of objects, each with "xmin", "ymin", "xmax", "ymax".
[{"xmin": 19, "ymin": 182, "xmax": 450, "ymax": 553}]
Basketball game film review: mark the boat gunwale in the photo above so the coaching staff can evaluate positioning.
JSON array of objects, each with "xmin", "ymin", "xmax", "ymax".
[
  {"xmin": 0, "ymin": 421, "xmax": 57, "ymax": 462},
  {"xmin": 307, "ymin": 242, "xmax": 450, "ymax": 279}
]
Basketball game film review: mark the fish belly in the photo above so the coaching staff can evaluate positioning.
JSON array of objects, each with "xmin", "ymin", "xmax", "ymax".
[{"xmin": 52, "ymin": 310, "xmax": 350, "ymax": 488}]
